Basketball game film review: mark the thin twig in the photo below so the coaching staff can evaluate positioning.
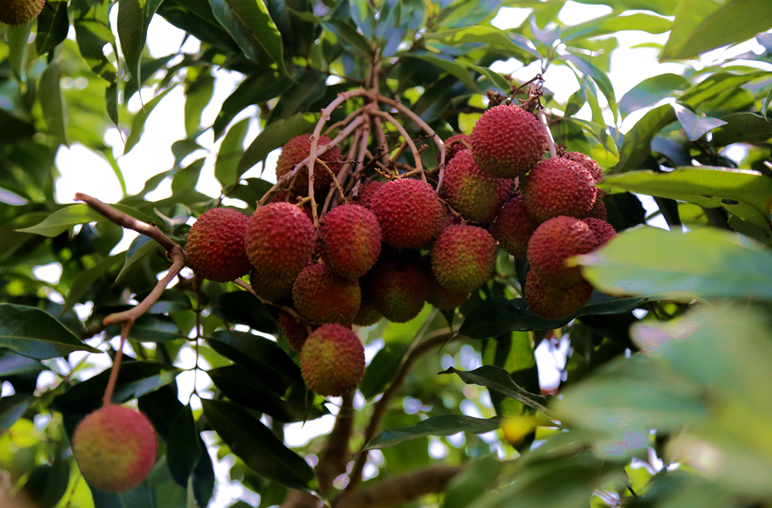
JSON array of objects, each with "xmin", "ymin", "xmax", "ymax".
[
  {"xmin": 102, "ymin": 321, "xmax": 131, "ymax": 406},
  {"xmin": 537, "ymin": 108, "xmax": 557, "ymax": 159},
  {"xmin": 232, "ymin": 279, "xmax": 306, "ymax": 323},
  {"xmin": 325, "ymin": 129, "xmax": 362, "ymax": 214},
  {"xmin": 367, "ymin": 108, "xmax": 425, "ymax": 182},
  {"xmin": 316, "ymin": 159, "xmax": 347, "ymax": 205}
]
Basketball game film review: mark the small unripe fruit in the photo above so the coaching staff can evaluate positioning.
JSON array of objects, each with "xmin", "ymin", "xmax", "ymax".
[
  {"xmin": 278, "ymin": 311, "xmax": 309, "ymax": 352},
  {"xmin": 300, "ymin": 324, "xmax": 365, "ymax": 396},
  {"xmin": 491, "ymin": 196, "xmax": 538, "ymax": 260},
  {"xmin": 522, "ymin": 158, "xmax": 597, "ymax": 222},
  {"xmin": 187, "ymin": 208, "xmax": 251, "ymax": 282},
  {"xmin": 439, "ymin": 134, "xmax": 472, "ymax": 164},
  {"xmin": 524, "ymin": 270, "xmax": 593, "ymax": 320},
  {"xmin": 72, "ymin": 405, "xmax": 156, "ymax": 493},
  {"xmin": 320, "ymin": 204, "xmax": 382, "ymax": 279},
  {"xmin": 370, "ymin": 261, "xmax": 429, "ymax": 323},
  {"xmin": 245, "ymin": 202, "xmax": 315, "ymax": 282},
  {"xmin": 583, "ymin": 218, "xmax": 617, "ymax": 247},
  {"xmin": 441, "ymin": 149, "xmax": 511, "ymax": 225},
  {"xmin": 0, "ymin": 0, "xmax": 45, "ymax": 26},
  {"xmin": 528, "ymin": 216, "xmax": 598, "ymax": 288},
  {"xmin": 431, "ymin": 224, "xmax": 497, "ymax": 294},
  {"xmin": 370, "ymin": 179, "xmax": 444, "ymax": 249},
  {"xmin": 276, "ymin": 134, "xmax": 343, "ymax": 196},
  {"xmin": 293, "ymin": 263, "xmax": 361, "ymax": 324},
  {"xmin": 471, "ymin": 105, "xmax": 547, "ymax": 178}
]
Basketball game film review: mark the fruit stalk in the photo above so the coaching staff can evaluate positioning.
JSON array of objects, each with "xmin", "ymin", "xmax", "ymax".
[
  {"xmin": 102, "ymin": 321, "xmax": 131, "ymax": 406},
  {"xmin": 367, "ymin": 108, "xmax": 426, "ymax": 182},
  {"xmin": 537, "ymin": 108, "xmax": 557, "ymax": 158}
]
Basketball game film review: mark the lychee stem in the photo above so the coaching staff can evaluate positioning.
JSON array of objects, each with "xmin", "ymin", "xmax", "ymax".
[
  {"xmin": 102, "ymin": 321, "xmax": 131, "ymax": 406},
  {"xmin": 537, "ymin": 109, "xmax": 557, "ymax": 159},
  {"xmin": 323, "ymin": 128, "xmax": 362, "ymax": 214},
  {"xmin": 367, "ymin": 108, "xmax": 426, "ymax": 182}
]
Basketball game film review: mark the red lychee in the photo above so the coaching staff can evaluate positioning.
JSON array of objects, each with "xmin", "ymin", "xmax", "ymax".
[
  {"xmin": 522, "ymin": 157, "xmax": 597, "ymax": 222},
  {"xmin": 586, "ymin": 198, "xmax": 608, "ymax": 221},
  {"xmin": 563, "ymin": 151, "xmax": 603, "ymax": 182},
  {"xmin": 293, "ymin": 262, "xmax": 361, "ymax": 324},
  {"xmin": 527, "ymin": 216, "xmax": 599, "ymax": 288},
  {"xmin": 278, "ymin": 311, "xmax": 309, "ymax": 352},
  {"xmin": 430, "ymin": 224, "xmax": 497, "ymax": 294},
  {"xmin": 300, "ymin": 324, "xmax": 365, "ymax": 396},
  {"xmin": 441, "ymin": 149, "xmax": 511, "ymax": 225},
  {"xmin": 186, "ymin": 208, "xmax": 251, "ymax": 282},
  {"xmin": 320, "ymin": 204, "xmax": 382, "ymax": 279},
  {"xmin": 370, "ymin": 261, "xmax": 429, "ymax": 323},
  {"xmin": 425, "ymin": 261, "xmax": 469, "ymax": 310},
  {"xmin": 370, "ymin": 178, "xmax": 444, "ymax": 249},
  {"xmin": 356, "ymin": 180, "xmax": 385, "ymax": 209},
  {"xmin": 471, "ymin": 105, "xmax": 548, "ymax": 178},
  {"xmin": 491, "ymin": 196, "xmax": 538, "ymax": 260},
  {"xmin": 583, "ymin": 218, "xmax": 617, "ymax": 247},
  {"xmin": 524, "ymin": 270, "xmax": 593, "ymax": 320},
  {"xmin": 72, "ymin": 405, "xmax": 156, "ymax": 493},
  {"xmin": 439, "ymin": 134, "xmax": 472, "ymax": 165},
  {"xmin": 276, "ymin": 134, "xmax": 343, "ymax": 196}
]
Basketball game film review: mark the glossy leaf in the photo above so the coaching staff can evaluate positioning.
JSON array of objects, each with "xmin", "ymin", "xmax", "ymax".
[
  {"xmin": 563, "ymin": 53, "xmax": 619, "ymax": 121},
  {"xmin": 118, "ymin": 0, "xmax": 164, "ymax": 86},
  {"xmin": 238, "ymin": 112, "xmax": 316, "ymax": 176},
  {"xmin": 619, "ymin": 73, "xmax": 689, "ymax": 117},
  {"xmin": 213, "ymin": 72, "xmax": 288, "ymax": 139},
  {"xmin": 441, "ymin": 366, "xmax": 551, "ymax": 414},
  {"xmin": 167, "ymin": 405, "xmax": 201, "ymax": 488},
  {"xmin": 408, "ymin": 54, "xmax": 480, "ymax": 92},
  {"xmin": 711, "ymin": 112, "xmax": 772, "ymax": 146},
  {"xmin": 0, "ymin": 395, "xmax": 34, "ymax": 433},
  {"xmin": 612, "ymin": 104, "xmax": 675, "ymax": 173},
  {"xmin": 36, "ymin": 2, "xmax": 70, "ymax": 55},
  {"xmin": 673, "ymin": 104, "xmax": 726, "ymax": 141},
  {"xmin": 562, "ymin": 12, "xmax": 671, "ymax": 42},
  {"xmin": 366, "ymin": 415, "xmax": 504, "ymax": 450},
  {"xmin": 70, "ymin": 0, "xmax": 117, "ymax": 82},
  {"xmin": 115, "ymin": 235, "xmax": 160, "ymax": 283}
]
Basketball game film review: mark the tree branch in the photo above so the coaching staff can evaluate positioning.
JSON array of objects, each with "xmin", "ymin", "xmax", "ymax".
[
  {"xmin": 336, "ymin": 466, "xmax": 463, "ymax": 508},
  {"xmin": 366, "ymin": 108, "xmax": 425, "ymax": 182},
  {"xmin": 316, "ymin": 391, "xmax": 355, "ymax": 494}
]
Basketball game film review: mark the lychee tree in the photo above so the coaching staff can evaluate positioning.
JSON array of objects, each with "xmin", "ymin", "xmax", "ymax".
[{"xmin": 1, "ymin": 1, "xmax": 772, "ymax": 508}]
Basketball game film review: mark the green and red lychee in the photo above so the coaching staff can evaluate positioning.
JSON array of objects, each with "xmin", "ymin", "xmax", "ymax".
[
  {"xmin": 527, "ymin": 216, "xmax": 598, "ymax": 288},
  {"xmin": 522, "ymin": 157, "xmax": 597, "ymax": 222},
  {"xmin": 276, "ymin": 134, "xmax": 343, "ymax": 196},
  {"xmin": 424, "ymin": 260, "xmax": 469, "ymax": 310},
  {"xmin": 0, "ymin": 0, "xmax": 45, "ymax": 26},
  {"xmin": 430, "ymin": 224, "xmax": 497, "ymax": 294},
  {"xmin": 250, "ymin": 268, "xmax": 294, "ymax": 303},
  {"xmin": 370, "ymin": 261, "xmax": 429, "ymax": 323},
  {"xmin": 441, "ymin": 149, "xmax": 511, "ymax": 224},
  {"xmin": 72, "ymin": 405, "xmax": 156, "ymax": 493},
  {"xmin": 524, "ymin": 270, "xmax": 593, "ymax": 320},
  {"xmin": 186, "ymin": 208, "xmax": 251, "ymax": 282},
  {"xmin": 320, "ymin": 204, "xmax": 382, "ymax": 279},
  {"xmin": 293, "ymin": 262, "xmax": 361, "ymax": 324},
  {"xmin": 491, "ymin": 196, "xmax": 538, "ymax": 260},
  {"xmin": 471, "ymin": 105, "xmax": 548, "ymax": 178},
  {"xmin": 300, "ymin": 324, "xmax": 365, "ymax": 396},
  {"xmin": 370, "ymin": 178, "xmax": 444, "ymax": 249},
  {"xmin": 278, "ymin": 311, "xmax": 309, "ymax": 352},
  {"xmin": 440, "ymin": 134, "xmax": 472, "ymax": 164}
]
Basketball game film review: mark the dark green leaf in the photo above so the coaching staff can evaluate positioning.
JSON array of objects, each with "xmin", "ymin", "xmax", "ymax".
[
  {"xmin": 673, "ymin": 104, "xmax": 727, "ymax": 141},
  {"xmin": 39, "ymin": 60, "xmax": 69, "ymax": 146},
  {"xmin": 117, "ymin": 0, "xmax": 164, "ymax": 87},
  {"xmin": 366, "ymin": 415, "xmax": 504, "ymax": 450},
  {"xmin": 64, "ymin": 254, "xmax": 126, "ymax": 311},
  {"xmin": 0, "ymin": 351, "xmax": 47, "ymax": 377},
  {"xmin": 442, "ymin": 455, "xmax": 502, "ymax": 508},
  {"xmin": 70, "ymin": 0, "xmax": 117, "ymax": 82},
  {"xmin": 7, "ymin": 24, "xmax": 31, "ymax": 82},
  {"xmin": 612, "ymin": 104, "xmax": 675, "ymax": 173},
  {"xmin": 238, "ymin": 112, "xmax": 316, "ymax": 176},
  {"xmin": 213, "ymin": 72, "xmax": 288, "ymax": 139},
  {"xmin": 563, "ymin": 53, "xmax": 618, "ymax": 121},
  {"xmin": 210, "ymin": 291, "xmax": 277, "ymax": 333},
  {"xmin": 24, "ymin": 457, "xmax": 71, "ymax": 508},
  {"xmin": 125, "ymin": 314, "xmax": 183, "ymax": 342},
  {"xmin": 115, "ymin": 235, "xmax": 160, "ymax": 283},
  {"xmin": 215, "ymin": 119, "xmax": 250, "ymax": 187},
  {"xmin": 0, "ymin": 395, "xmax": 33, "ymax": 433},
  {"xmin": 202, "ymin": 399, "xmax": 314, "ymax": 491},
  {"xmin": 124, "ymin": 86, "xmax": 178, "ymax": 154},
  {"xmin": 321, "ymin": 19, "xmax": 372, "ymax": 58},
  {"xmin": 408, "ymin": 54, "xmax": 480, "ymax": 92},
  {"xmin": 167, "ymin": 405, "xmax": 201, "ymax": 488},
  {"xmin": 619, "ymin": 73, "xmax": 689, "ymax": 117},
  {"xmin": 359, "ymin": 342, "xmax": 410, "ymax": 400},
  {"xmin": 36, "ymin": 2, "xmax": 70, "ymax": 55},
  {"xmin": 157, "ymin": 0, "xmax": 238, "ymax": 50},
  {"xmin": 711, "ymin": 112, "xmax": 772, "ymax": 146},
  {"xmin": 441, "ymin": 366, "xmax": 551, "ymax": 414}
]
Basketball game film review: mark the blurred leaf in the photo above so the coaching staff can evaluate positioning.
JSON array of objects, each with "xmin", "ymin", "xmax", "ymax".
[
  {"xmin": 562, "ymin": 12, "xmax": 671, "ymax": 42},
  {"xmin": 366, "ymin": 415, "xmax": 503, "ymax": 449},
  {"xmin": 681, "ymin": 71, "xmax": 767, "ymax": 108},
  {"xmin": 673, "ymin": 104, "xmax": 727, "ymax": 141},
  {"xmin": 215, "ymin": 119, "xmax": 250, "ymax": 187},
  {"xmin": 238, "ymin": 112, "xmax": 316, "ymax": 176},
  {"xmin": 36, "ymin": 1, "xmax": 70, "ymax": 55},
  {"xmin": 213, "ymin": 72, "xmax": 287, "ymax": 139},
  {"xmin": 711, "ymin": 112, "xmax": 772, "ymax": 145},
  {"xmin": 70, "ymin": 0, "xmax": 117, "ymax": 82},
  {"xmin": 442, "ymin": 455, "xmax": 502, "ymax": 508},
  {"xmin": 7, "ymin": 24, "xmax": 31, "ymax": 82},
  {"xmin": 125, "ymin": 314, "xmax": 183, "ymax": 342},
  {"xmin": 118, "ymin": 0, "xmax": 164, "ymax": 87},
  {"xmin": 321, "ymin": 18, "xmax": 372, "ymax": 57},
  {"xmin": 210, "ymin": 291, "xmax": 277, "ymax": 333},
  {"xmin": 619, "ymin": 73, "xmax": 689, "ymax": 117},
  {"xmin": 441, "ymin": 366, "xmax": 550, "ymax": 414},
  {"xmin": 0, "ymin": 352, "xmax": 47, "ymax": 377},
  {"xmin": 580, "ymin": 227, "xmax": 772, "ymax": 300},
  {"xmin": 612, "ymin": 104, "xmax": 675, "ymax": 173},
  {"xmin": 202, "ymin": 399, "xmax": 314, "ymax": 491},
  {"xmin": 563, "ymin": 53, "xmax": 619, "ymax": 122},
  {"xmin": 425, "ymin": 26, "xmax": 540, "ymax": 60},
  {"xmin": 408, "ymin": 54, "xmax": 480, "ymax": 92},
  {"xmin": 184, "ymin": 73, "xmax": 215, "ymax": 137},
  {"xmin": 359, "ymin": 342, "xmax": 410, "ymax": 400},
  {"xmin": 0, "ymin": 395, "xmax": 33, "ymax": 433},
  {"xmin": 24, "ymin": 457, "xmax": 71, "ymax": 508},
  {"xmin": 167, "ymin": 405, "xmax": 201, "ymax": 488},
  {"xmin": 64, "ymin": 254, "xmax": 125, "ymax": 312},
  {"xmin": 0, "ymin": 304, "xmax": 101, "ymax": 360},
  {"xmin": 124, "ymin": 86, "xmax": 178, "ymax": 154},
  {"xmin": 39, "ymin": 59, "xmax": 69, "ymax": 146}
]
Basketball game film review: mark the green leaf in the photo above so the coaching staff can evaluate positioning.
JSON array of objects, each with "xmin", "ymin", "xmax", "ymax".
[
  {"xmin": 123, "ymin": 314, "xmax": 183, "ymax": 342},
  {"xmin": 207, "ymin": 0, "xmax": 288, "ymax": 76},
  {"xmin": 210, "ymin": 291, "xmax": 277, "ymax": 334},
  {"xmin": 711, "ymin": 112, "xmax": 772, "ymax": 146},
  {"xmin": 563, "ymin": 53, "xmax": 619, "ymax": 122},
  {"xmin": 39, "ymin": 60, "xmax": 69, "ymax": 146},
  {"xmin": 7, "ymin": 24, "xmax": 31, "ymax": 82},
  {"xmin": 213, "ymin": 72, "xmax": 288, "ymax": 139},
  {"xmin": 215, "ymin": 119, "xmax": 250, "ymax": 187},
  {"xmin": 117, "ymin": 0, "xmax": 164, "ymax": 87},
  {"xmin": 612, "ymin": 104, "xmax": 675, "ymax": 173},
  {"xmin": 562, "ymin": 12, "xmax": 671, "ymax": 42},
  {"xmin": 238, "ymin": 112, "xmax": 316, "ymax": 176},
  {"xmin": 661, "ymin": 0, "xmax": 772, "ymax": 61},
  {"xmin": 321, "ymin": 19, "xmax": 372, "ymax": 58},
  {"xmin": 70, "ymin": 0, "xmax": 118, "ymax": 82},
  {"xmin": 461, "ymin": 62, "xmax": 510, "ymax": 93},
  {"xmin": 681, "ymin": 71, "xmax": 767, "ymax": 108},
  {"xmin": 673, "ymin": 104, "xmax": 727, "ymax": 141},
  {"xmin": 156, "ymin": 0, "xmax": 239, "ymax": 51},
  {"xmin": 408, "ymin": 54, "xmax": 480, "ymax": 92},
  {"xmin": 425, "ymin": 26, "xmax": 541, "ymax": 60},
  {"xmin": 36, "ymin": 1, "xmax": 70, "ymax": 55},
  {"xmin": 598, "ymin": 167, "xmax": 772, "ymax": 233},
  {"xmin": 579, "ymin": 227, "xmax": 772, "ymax": 301},
  {"xmin": 166, "ymin": 405, "xmax": 201, "ymax": 488},
  {"xmin": 441, "ymin": 366, "xmax": 551, "ymax": 414},
  {"xmin": 0, "ymin": 304, "xmax": 101, "ymax": 360},
  {"xmin": 366, "ymin": 415, "xmax": 503, "ymax": 450},
  {"xmin": 16, "ymin": 203, "xmax": 157, "ymax": 238},
  {"xmin": 763, "ymin": 84, "xmax": 772, "ymax": 121},
  {"xmin": 202, "ymin": 399, "xmax": 314, "ymax": 491},
  {"xmin": 64, "ymin": 254, "xmax": 125, "ymax": 312},
  {"xmin": 0, "ymin": 395, "xmax": 33, "ymax": 433},
  {"xmin": 619, "ymin": 73, "xmax": 690, "ymax": 117},
  {"xmin": 184, "ymin": 73, "xmax": 215, "ymax": 137},
  {"xmin": 442, "ymin": 456, "xmax": 502, "ymax": 508},
  {"xmin": 0, "ymin": 351, "xmax": 47, "ymax": 377},
  {"xmin": 124, "ymin": 86, "xmax": 178, "ymax": 154},
  {"xmin": 115, "ymin": 235, "xmax": 160, "ymax": 283},
  {"xmin": 359, "ymin": 342, "xmax": 411, "ymax": 400}
]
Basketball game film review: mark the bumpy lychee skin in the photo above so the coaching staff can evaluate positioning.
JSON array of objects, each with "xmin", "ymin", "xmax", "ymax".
[
  {"xmin": 439, "ymin": 134, "xmax": 472, "ymax": 165},
  {"xmin": 425, "ymin": 262, "xmax": 469, "ymax": 310},
  {"xmin": 431, "ymin": 225, "xmax": 497, "ymax": 294},
  {"xmin": 586, "ymin": 198, "xmax": 608, "ymax": 221},
  {"xmin": 528, "ymin": 216, "xmax": 599, "ymax": 288},
  {"xmin": 250, "ymin": 268, "xmax": 294, "ymax": 302},
  {"xmin": 491, "ymin": 196, "xmax": 538, "ymax": 260},
  {"xmin": 0, "ymin": 0, "xmax": 45, "ymax": 26},
  {"xmin": 563, "ymin": 151, "xmax": 603, "ymax": 182},
  {"xmin": 320, "ymin": 204, "xmax": 382, "ymax": 279},
  {"xmin": 245, "ymin": 202, "xmax": 315, "ymax": 281},
  {"xmin": 522, "ymin": 158, "xmax": 597, "ymax": 222},
  {"xmin": 524, "ymin": 270, "xmax": 593, "ymax": 320},
  {"xmin": 583, "ymin": 218, "xmax": 617, "ymax": 247},
  {"xmin": 370, "ymin": 178, "xmax": 444, "ymax": 249},
  {"xmin": 370, "ymin": 261, "xmax": 429, "ymax": 323},
  {"xmin": 356, "ymin": 180, "xmax": 385, "ymax": 209},
  {"xmin": 187, "ymin": 208, "xmax": 251, "ymax": 282},
  {"xmin": 300, "ymin": 324, "xmax": 365, "ymax": 397},
  {"xmin": 279, "ymin": 311, "xmax": 309, "ymax": 352},
  {"xmin": 276, "ymin": 134, "xmax": 343, "ymax": 196},
  {"xmin": 72, "ymin": 405, "xmax": 156, "ymax": 493},
  {"xmin": 471, "ymin": 105, "xmax": 548, "ymax": 178},
  {"xmin": 442, "ymin": 149, "xmax": 511, "ymax": 225},
  {"xmin": 293, "ymin": 263, "xmax": 361, "ymax": 324}
]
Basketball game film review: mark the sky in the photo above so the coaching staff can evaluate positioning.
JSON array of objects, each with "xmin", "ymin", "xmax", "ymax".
[{"xmin": 11, "ymin": 2, "xmax": 770, "ymax": 506}]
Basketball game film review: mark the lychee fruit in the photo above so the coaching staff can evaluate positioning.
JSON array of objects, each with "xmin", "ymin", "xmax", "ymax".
[
  {"xmin": 245, "ymin": 202, "xmax": 316, "ymax": 282},
  {"xmin": 430, "ymin": 224, "xmax": 497, "ymax": 294},
  {"xmin": 522, "ymin": 158, "xmax": 597, "ymax": 223},
  {"xmin": 586, "ymin": 198, "xmax": 608, "ymax": 221},
  {"xmin": 276, "ymin": 134, "xmax": 343, "ymax": 196},
  {"xmin": 527, "ymin": 216, "xmax": 598, "ymax": 289},
  {"xmin": 353, "ymin": 280, "xmax": 383, "ymax": 327},
  {"xmin": 0, "ymin": 0, "xmax": 45, "ymax": 26},
  {"xmin": 491, "ymin": 196, "xmax": 538, "ymax": 260},
  {"xmin": 439, "ymin": 134, "xmax": 472, "ymax": 165},
  {"xmin": 320, "ymin": 204, "xmax": 382, "ymax": 279},
  {"xmin": 524, "ymin": 270, "xmax": 593, "ymax": 320},
  {"xmin": 300, "ymin": 324, "xmax": 365, "ymax": 396},
  {"xmin": 425, "ymin": 262, "xmax": 469, "ymax": 310},
  {"xmin": 441, "ymin": 149, "xmax": 511, "ymax": 225},
  {"xmin": 583, "ymin": 218, "xmax": 617, "ymax": 247},
  {"xmin": 370, "ymin": 178, "xmax": 444, "ymax": 249},
  {"xmin": 293, "ymin": 262, "xmax": 361, "ymax": 324},
  {"xmin": 356, "ymin": 180, "xmax": 385, "ymax": 209},
  {"xmin": 269, "ymin": 190, "xmax": 313, "ymax": 221},
  {"xmin": 250, "ymin": 268, "xmax": 294, "ymax": 302},
  {"xmin": 186, "ymin": 208, "xmax": 251, "ymax": 282},
  {"xmin": 278, "ymin": 311, "xmax": 309, "ymax": 352},
  {"xmin": 72, "ymin": 405, "xmax": 156, "ymax": 493},
  {"xmin": 370, "ymin": 261, "xmax": 429, "ymax": 323},
  {"xmin": 563, "ymin": 151, "xmax": 603, "ymax": 182},
  {"xmin": 471, "ymin": 105, "xmax": 547, "ymax": 178}
]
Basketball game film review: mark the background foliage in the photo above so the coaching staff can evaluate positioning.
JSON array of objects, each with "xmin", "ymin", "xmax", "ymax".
[{"xmin": 1, "ymin": 0, "xmax": 772, "ymax": 507}]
